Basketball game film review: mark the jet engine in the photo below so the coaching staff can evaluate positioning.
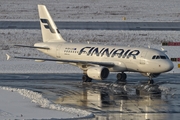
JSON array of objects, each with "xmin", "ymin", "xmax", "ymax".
[
  {"xmin": 141, "ymin": 73, "xmax": 161, "ymax": 78},
  {"xmin": 87, "ymin": 66, "xmax": 109, "ymax": 80}
]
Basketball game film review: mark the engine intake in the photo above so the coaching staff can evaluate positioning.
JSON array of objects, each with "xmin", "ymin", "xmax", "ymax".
[{"xmin": 87, "ymin": 66, "xmax": 109, "ymax": 80}]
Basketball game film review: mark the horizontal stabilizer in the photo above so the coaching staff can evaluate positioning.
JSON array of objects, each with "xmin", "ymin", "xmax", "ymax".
[
  {"xmin": 14, "ymin": 45, "xmax": 50, "ymax": 50},
  {"xmin": 6, "ymin": 54, "xmax": 10, "ymax": 60}
]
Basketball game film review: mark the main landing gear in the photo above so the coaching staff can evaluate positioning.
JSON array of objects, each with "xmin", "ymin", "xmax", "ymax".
[
  {"xmin": 116, "ymin": 72, "xmax": 127, "ymax": 83},
  {"xmin": 82, "ymin": 72, "xmax": 128, "ymax": 83},
  {"xmin": 82, "ymin": 74, "xmax": 92, "ymax": 82}
]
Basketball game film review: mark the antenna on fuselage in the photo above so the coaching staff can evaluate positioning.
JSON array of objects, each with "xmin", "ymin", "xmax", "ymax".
[{"xmin": 161, "ymin": 47, "xmax": 167, "ymax": 52}]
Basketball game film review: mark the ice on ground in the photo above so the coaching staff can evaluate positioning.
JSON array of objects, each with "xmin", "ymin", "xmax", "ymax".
[
  {"xmin": 159, "ymin": 83, "xmax": 180, "ymax": 106},
  {"xmin": 0, "ymin": 86, "xmax": 92, "ymax": 120},
  {"xmin": 159, "ymin": 84, "xmax": 180, "ymax": 95}
]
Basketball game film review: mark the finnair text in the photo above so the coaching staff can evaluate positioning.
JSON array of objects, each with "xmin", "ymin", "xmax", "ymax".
[{"xmin": 78, "ymin": 47, "xmax": 140, "ymax": 59}]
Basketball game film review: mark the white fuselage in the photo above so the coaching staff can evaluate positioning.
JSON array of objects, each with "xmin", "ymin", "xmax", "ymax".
[{"xmin": 34, "ymin": 42, "xmax": 174, "ymax": 74}]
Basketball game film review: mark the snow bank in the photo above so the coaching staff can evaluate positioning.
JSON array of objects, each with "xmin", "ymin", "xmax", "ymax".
[{"xmin": 0, "ymin": 86, "xmax": 93, "ymax": 118}]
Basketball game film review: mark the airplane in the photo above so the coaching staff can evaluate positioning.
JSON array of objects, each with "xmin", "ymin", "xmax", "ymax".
[{"xmin": 12, "ymin": 5, "xmax": 174, "ymax": 84}]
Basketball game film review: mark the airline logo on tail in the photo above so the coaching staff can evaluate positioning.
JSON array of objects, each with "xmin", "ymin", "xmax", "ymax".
[{"xmin": 40, "ymin": 19, "xmax": 56, "ymax": 33}]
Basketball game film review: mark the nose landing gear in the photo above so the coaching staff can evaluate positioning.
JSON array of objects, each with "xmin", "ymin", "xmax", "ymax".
[
  {"xmin": 148, "ymin": 79, "xmax": 154, "ymax": 84},
  {"xmin": 148, "ymin": 76, "xmax": 154, "ymax": 84}
]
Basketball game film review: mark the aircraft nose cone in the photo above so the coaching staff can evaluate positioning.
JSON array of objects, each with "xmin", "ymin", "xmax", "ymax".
[{"xmin": 164, "ymin": 61, "xmax": 174, "ymax": 72}]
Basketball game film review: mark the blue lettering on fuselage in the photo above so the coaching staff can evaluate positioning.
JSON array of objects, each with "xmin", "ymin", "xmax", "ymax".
[
  {"xmin": 101, "ymin": 48, "xmax": 115, "ymax": 57},
  {"xmin": 91, "ymin": 47, "xmax": 100, "ymax": 56},
  {"xmin": 110, "ymin": 49, "xmax": 123, "ymax": 58},
  {"xmin": 78, "ymin": 46, "xmax": 140, "ymax": 59}
]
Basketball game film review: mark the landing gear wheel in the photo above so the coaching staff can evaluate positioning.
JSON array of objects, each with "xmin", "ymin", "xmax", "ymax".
[
  {"xmin": 117, "ymin": 73, "xmax": 123, "ymax": 80},
  {"xmin": 116, "ymin": 73, "xmax": 127, "ymax": 84},
  {"xmin": 122, "ymin": 73, "xmax": 127, "ymax": 81},
  {"xmin": 82, "ymin": 75, "xmax": 92, "ymax": 82},
  {"xmin": 87, "ymin": 78, "xmax": 92, "ymax": 82},
  {"xmin": 148, "ymin": 79, "xmax": 154, "ymax": 84}
]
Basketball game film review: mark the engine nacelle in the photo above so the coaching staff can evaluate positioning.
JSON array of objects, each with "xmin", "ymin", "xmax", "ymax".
[
  {"xmin": 141, "ymin": 73, "xmax": 161, "ymax": 78},
  {"xmin": 87, "ymin": 66, "xmax": 109, "ymax": 80}
]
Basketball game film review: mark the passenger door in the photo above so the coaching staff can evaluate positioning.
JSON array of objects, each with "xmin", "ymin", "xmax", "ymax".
[
  {"xmin": 56, "ymin": 44, "xmax": 62, "ymax": 58},
  {"xmin": 140, "ymin": 51, "xmax": 147, "ymax": 64}
]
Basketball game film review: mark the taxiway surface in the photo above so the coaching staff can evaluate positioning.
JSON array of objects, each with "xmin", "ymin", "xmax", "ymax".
[
  {"xmin": 1, "ymin": 21, "xmax": 180, "ymax": 30},
  {"xmin": 0, "ymin": 73, "xmax": 180, "ymax": 120}
]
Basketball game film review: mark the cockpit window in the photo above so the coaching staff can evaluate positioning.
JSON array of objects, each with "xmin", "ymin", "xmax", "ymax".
[
  {"xmin": 160, "ymin": 56, "xmax": 166, "ymax": 59},
  {"xmin": 152, "ymin": 55, "xmax": 168, "ymax": 59},
  {"xmin": 156, "ymin": 56, "xmax": 160, "ymax": 59},
  {"xmin": 152, "ymin": 55, "xmax": 156, "ymax": 59},
  {"xmin": 165, "ymin": 55, "xmax": 169, "ymax": 59}
]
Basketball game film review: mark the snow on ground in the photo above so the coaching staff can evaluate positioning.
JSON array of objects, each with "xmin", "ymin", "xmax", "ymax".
[
  {"xmin": 0, "ymin": 86, "xmax": 92, "ymax": 120},
  {"xmin": 0, "ymin": 0, "xmax": 180, "ymax": 22}
]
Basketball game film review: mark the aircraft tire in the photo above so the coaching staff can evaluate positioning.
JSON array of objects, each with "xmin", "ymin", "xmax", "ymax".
[
  {"xmin": 148, "ymin": 79, "xmax": 154, "ymax": 84},
  {"xmin": 117, "ymin": 73, "xmax": 127, "ymax": 81},
  {"xmin": 82, "ymin": 75, "xmax": 87, "ymax": 82},
  {"xmin": 82, "ymin": 75, "xmax": 92, "ymax": 82},
  {"xmin": 122, "ymin": 73, "xmax": 127, "ymax": 81},
  {"xmin": 87, "ymin": 78, "xmax": 92, "ymax": 82},
  {"xmin": 117, "ymin": 73, "xmax": 123, "ymax": 81},
  {"xmin": 117, "ymin": 73, "xmax": 127, "ymax": 84}
]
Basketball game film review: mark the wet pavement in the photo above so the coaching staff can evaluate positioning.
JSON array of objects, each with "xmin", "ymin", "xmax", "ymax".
[{"xmin": 0, "ymin": 73, "xmax": 180, "ymax": 120}]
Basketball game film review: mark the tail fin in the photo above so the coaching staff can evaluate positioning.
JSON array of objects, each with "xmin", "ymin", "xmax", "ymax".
[{"xmin": 38, "ymin": 5, "xmax": 66, "ymax": 42}]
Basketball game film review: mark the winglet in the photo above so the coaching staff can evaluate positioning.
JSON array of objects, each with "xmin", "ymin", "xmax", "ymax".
[{"xmin": 6, "ymin": 54, "xmax": 10, "ymax": 60}]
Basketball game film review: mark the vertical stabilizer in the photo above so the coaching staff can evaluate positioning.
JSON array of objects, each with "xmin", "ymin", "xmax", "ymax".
[{"xmin": 38, "ymin": 5, "xmax": 66, "ymax": 42}]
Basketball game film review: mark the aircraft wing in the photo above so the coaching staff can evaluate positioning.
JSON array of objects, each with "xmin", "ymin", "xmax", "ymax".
[
  {"xmin": 13, "ymin": 45, "xmax": 114, "ymax": 67},
  {"xmin": 14, "ymin": 56, "xmax": 115, "ymax": 67}
]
